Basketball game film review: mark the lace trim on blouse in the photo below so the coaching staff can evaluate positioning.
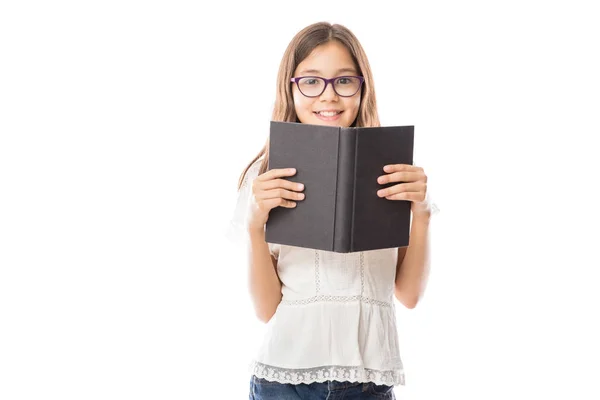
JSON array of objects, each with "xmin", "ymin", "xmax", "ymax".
[
  {"xmin": 280, "ymin": 294, "xmax": 393, "ymax": 308},
  {"xmin": 278, "ymin": 249, "xmax": 393, "ymax": 308},
  {"xmin": 249, "ymin": 360, "xmax": 405, "ymax": 386}
]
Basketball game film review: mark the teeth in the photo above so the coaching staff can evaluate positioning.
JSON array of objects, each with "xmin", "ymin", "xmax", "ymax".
[{"xmin": 317, "ymin": 111, "xmax": 341, "ymax": 117}]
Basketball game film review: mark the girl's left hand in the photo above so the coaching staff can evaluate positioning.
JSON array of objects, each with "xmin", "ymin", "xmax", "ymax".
[{"xmin": 376, "ymin": 164, "xmax": 430, "ymax": 216}]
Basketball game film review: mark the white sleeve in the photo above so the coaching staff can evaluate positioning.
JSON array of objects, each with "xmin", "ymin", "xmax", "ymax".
[
  {"xmin": 226, "ymin": 158, "xmax": 262, "ymax": 244},
  {"xmin": 415, "ymin": 189, "xmax": 440, "ymax": 216},
  {"xmin": 269, "ymin": 242, "xmax": 281, "ymax": 260},
  {"xmin": 225, "ymin": 160, "xmax": 281, "ymax": 259},
  {"xmin": 225, "ymin": 160, "xmax": 262, "ymax": 246},
  {"xmin": 412, "ymin": 160, "xmax": 440, "ymax": 216}
]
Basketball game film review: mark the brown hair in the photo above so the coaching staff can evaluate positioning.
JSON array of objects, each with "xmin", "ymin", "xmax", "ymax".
[{"xmin": 237, "ymin": 22, "xmax": 380, "ymax": 190}]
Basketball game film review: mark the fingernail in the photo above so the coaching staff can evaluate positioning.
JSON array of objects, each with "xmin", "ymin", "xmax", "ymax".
[{"xmin": 298, "ymin": 183, "xmax": 304, "ymax": 190}]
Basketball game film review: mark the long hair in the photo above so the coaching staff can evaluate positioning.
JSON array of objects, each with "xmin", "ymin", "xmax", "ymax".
[{"xmin": 237, "ymin": 22, "xmax": 380, "ymax": 190}]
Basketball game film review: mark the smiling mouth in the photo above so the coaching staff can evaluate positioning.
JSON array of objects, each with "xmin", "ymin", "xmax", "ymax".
[{"xmin": 314, "ymin": 111, "xmax": 343, "ymax": 117}]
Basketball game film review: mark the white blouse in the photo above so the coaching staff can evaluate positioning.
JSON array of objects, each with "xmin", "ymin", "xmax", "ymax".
[{"xmin": 227, "ymin": 159, "xmax": 439, "ymax": 387}]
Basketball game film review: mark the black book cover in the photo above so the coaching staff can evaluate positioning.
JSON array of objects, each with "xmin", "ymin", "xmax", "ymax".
[{"xmin": 265, "ymin": 121, "xmax": 414, "ymax": 253}]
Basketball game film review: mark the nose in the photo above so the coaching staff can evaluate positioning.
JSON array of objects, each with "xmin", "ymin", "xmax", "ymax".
[{"xmin": 319, "ymin": 81, "xmax": 339, "ymax": 101}]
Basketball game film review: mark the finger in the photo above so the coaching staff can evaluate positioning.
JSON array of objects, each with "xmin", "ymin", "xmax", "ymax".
[
  {"xmin": 377, "ymin": 171, "xmax": 422, "ymax": 184},
  {"xmin": 377, "ymin": 182, "xmax": 425, "ymax": 198},
  {"xmin": 383, "ymin": 164, "xmax": 422, "ymax": 173},
  {"xmin": 256, "ymin": 167, "xmax": 296, "ymax": 182},
  {"xmin": 258, "ymin": 178, "xmax": 304, "ymax": 192},
  {"xmin": 260, "ymin": 197, "xmax": 297, "ymax": 210},
  {"xmin": 385, "ymin": 191, "xmax": 424, "ymax": 201},
  {"xmin": 256, "ymin": 188, "xmax": 305, "ymax": 201}
]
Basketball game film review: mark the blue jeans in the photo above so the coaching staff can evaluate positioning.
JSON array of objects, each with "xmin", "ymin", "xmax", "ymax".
[{"xmin": 249, "ymin": 375, "xmax": 396, "ymax": 399}]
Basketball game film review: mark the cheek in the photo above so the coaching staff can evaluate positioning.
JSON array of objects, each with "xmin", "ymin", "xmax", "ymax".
[
  {"xmin": 293, "ymin": 92, "xmax": 313, "ymax": 115},
  {"xmin": 345, "ymin": 97, "xmax": 361, "ymax": 118},
  {"xmin": 292, "ymin": 91, "xmax": 302, "ymax": 111}
]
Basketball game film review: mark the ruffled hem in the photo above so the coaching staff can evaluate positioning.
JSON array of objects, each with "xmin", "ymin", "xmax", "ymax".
[
  {"xmin": 252, "ymin": 300, "xmax": 403, "ymax": 372},
  {"xmin": 248, "ymin": 360, "xmax": 405, "ymax": 386}
]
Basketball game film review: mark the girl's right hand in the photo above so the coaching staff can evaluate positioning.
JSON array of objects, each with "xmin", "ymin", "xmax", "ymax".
[{"xmin": 247, "ymin": 168, "xmax": 305, "ymax": 232}]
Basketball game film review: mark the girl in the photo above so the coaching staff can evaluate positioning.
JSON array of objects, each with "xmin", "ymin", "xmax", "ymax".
[{"xmin": 228, "ymin": 22, "xmax": 438, "ymax": 400}]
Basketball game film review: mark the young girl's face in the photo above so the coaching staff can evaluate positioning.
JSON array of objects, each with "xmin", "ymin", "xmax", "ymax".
[{"xmin": 292, "ymin": 40, "xmax": 361, "ymax": 127}]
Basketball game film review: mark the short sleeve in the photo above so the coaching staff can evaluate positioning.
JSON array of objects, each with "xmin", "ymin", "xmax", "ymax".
[
  {"xmin": 225, "ymin": 160, "xmax": 262, "ymax": 246},
  {"xmin": 412, "ymin": 160, "xmax": 440, "ymax": 217},
  {"xmin": 416, "ymin": 189, "xmax": 440, "ymax": 216},
  {"xmin": 269, "ymin": 242, "xmax": 281, "ymax": 260},
  {"xmin": 225, "ymin": 160, "xmax": 281, "ymax": 259}
]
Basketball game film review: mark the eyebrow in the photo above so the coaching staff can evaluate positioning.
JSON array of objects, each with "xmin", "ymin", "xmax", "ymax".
[{"xmin": 297, "ymin": 68, "xmax": 358, "ymax": 75}]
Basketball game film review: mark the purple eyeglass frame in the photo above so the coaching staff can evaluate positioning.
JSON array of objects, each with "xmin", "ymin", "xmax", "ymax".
[{"xmin": 290, "ymin": 76, "xmax": 365, "ymax": 97}]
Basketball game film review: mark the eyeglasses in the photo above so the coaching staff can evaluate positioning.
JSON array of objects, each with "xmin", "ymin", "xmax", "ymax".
[{"xmin": 290, "ymin": 76, "xmax": 364, "ymax": 98}]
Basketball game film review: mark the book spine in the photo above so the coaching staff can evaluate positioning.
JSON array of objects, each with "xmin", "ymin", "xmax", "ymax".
[{"xmin": 333, "ymin": 128, "xmax": 356, "ymax": 252}]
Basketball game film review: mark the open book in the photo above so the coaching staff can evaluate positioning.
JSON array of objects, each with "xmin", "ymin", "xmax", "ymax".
[{"xmin": 265, "ymin": 121, "xmax": 414, "ymax": 253}]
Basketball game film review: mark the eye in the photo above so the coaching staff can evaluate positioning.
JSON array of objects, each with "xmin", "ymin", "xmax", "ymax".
[
  {"xmin": 303, "ymin": 78, "xmax": 319, "ymax": 85},
  {"xmin": 336, "ymin": 77, "xmax": 353, "ymax": 85}
]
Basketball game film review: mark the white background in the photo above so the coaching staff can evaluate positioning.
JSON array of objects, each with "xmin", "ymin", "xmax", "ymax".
[{"xmin": 1, "ymin": 1, "xmax": 599, "ymax": 399}]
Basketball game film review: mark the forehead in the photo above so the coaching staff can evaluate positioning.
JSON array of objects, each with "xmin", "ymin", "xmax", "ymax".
[{"xmin": 294, "ymin": 41, "xmax": 358, "ymax": 77}]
